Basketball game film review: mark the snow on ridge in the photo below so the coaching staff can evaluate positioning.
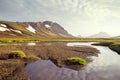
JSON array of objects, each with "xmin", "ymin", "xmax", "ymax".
[
  {"xmin": 45, "ymin": 24, "xmax": 51, "ymax": 28},
  {"xmin": 10, "ymin": 29, "xmax": 22, "ymax": 34},
  {"xmin": 26, "ymin": 25, "xmax": 36, "ymax": 33},
  {"xmin": 0, "ymin": 24, "xmax": 7, "ymax": 27},
  {"xmin": 0, "ymin": 24, "xmax": 9, "ymax": 31},
  {"xmin": 0, "ymin": 27, "xmax": 9, "ymax": 31}
]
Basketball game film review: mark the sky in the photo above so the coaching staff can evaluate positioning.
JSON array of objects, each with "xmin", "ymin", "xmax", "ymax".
[{"xmin": 0, "ymin": 0, "xmax": 120, "ymax": 37}]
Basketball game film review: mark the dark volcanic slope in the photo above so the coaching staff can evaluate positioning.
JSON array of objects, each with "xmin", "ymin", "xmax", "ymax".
[
  {"xmin": 0, "ymin": 21, "xmax": 73, "ymax": 38},
  {"xmin": 43, "ymin": 21, "xmax": 70, "ymax": 36}
]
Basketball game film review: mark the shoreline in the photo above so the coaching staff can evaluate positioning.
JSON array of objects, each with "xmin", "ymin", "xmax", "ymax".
[
  {"xmin": 0, "ymin": 44, "xmax": 99, "ymax": 79},
  {"xmin": 92, "ymin": 42, "xmax": 120, "ymax": 54}
]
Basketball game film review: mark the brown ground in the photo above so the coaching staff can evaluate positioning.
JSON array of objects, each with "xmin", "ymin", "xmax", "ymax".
[
  {"xmin": 0, "ymin": 43, "xmax": 99, "ymax": 79},
  {"xmin": 0, "ymin": 59, "xmax": 29, "ymax": 80},
  {"xmin": 0, "ymin": 44, "xmax": 99, "ymax": 67}
]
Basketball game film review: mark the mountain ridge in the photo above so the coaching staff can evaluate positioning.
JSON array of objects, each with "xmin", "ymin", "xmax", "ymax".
[
  {"xmin": 0, "ymin": 20, "xmax": 73, "ymax": 38},
  {"xmin": 87, "ymin": 32, "xmax": 111, "ymax": 38}
]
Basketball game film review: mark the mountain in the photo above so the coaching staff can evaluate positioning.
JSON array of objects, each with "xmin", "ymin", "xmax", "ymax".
[
  {"xmin": 114, "ymin": 36, "xmax": 120, "ymax": 38},
  {"xmin": 77, "ymin": 35, "xmax": 82, "ymax": 38},
  {"xmin": 87, "ymin": 32, "xmax": 111, "ymax": 38},
  {"xmin": 0, "ymin": 20, "xmax": 73, "ymax": 38}
]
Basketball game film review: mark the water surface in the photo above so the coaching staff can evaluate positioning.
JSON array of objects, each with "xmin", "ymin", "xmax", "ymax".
[{"xmin": 25, "ymin": 42, "xmax": 120, "ymax": 80}]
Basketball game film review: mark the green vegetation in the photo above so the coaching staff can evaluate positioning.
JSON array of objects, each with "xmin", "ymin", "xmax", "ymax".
[
  {"xmin": 92, "ymin": 42, "xmax": 113, "ymax": 46},
  {"xmin": 67, "ymin": 57, "xmax": 87, "ymax": 65},
  {"xmin": 27, "ymin": 54, "xmax": 40, "ymax": 60},
  {"xmin": 0, "ymin": 38, "xmax": 120, "ymax": 44},
  {"xmin": 10, "ymin": 51, "xmax": 41, "ymax": 60},
  {"xmin": 92, "ymin": 42, "xmax": 120, "ymax": 54},
  {"xmin": 0, "ymin": 36, "xmax": 120, "ymax": 55},
  {"xmin": 109, "ymin": 43, "xmax": 120, "ymax": 54},
  {"xmin": 10, "ymin": 50, "xmax": 27, "ymax": 58}
]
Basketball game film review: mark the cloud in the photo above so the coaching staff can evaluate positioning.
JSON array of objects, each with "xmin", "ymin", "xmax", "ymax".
[
  {"xmin": 0, "ymin": 0, "xmax": 118, "ymax": 20},
  {"xmin": 0, "ymin": 0, "xmax": 25, "ymax": 13},
  {"xmin": 0, "ymin": 0, "xmax": 120, "ymax": 22},
  {"xmin": 0, "ymin": 0, "xmax": 120, "ymax": 36}
]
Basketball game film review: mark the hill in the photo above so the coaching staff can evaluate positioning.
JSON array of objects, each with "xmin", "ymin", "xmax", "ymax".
[
  {"xmin": 0, "ymin": 20, "xmax": 73, "ymax": 38},
  {"xmin": 87, "ymin": 32, "xmax": 111, "ymax": 38}
]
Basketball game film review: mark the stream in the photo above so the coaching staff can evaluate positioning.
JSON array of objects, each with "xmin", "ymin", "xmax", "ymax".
[{"xmin": 25, "ymin": 42, "xmax": 120, "ymax": 80}]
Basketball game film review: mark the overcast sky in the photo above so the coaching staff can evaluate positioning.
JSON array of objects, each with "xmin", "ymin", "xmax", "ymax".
[{"xmin": 0, "ymin": 0, "xmax": 120, "ymax": 36}]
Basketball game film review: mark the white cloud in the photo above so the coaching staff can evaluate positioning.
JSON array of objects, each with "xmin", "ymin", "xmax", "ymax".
[{"xmin": 0, "ymin": 0, "xmax": 120, "ymax": 36}]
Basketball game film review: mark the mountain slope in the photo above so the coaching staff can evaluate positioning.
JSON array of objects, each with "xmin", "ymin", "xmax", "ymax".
[
  {"xmin": 77, "ymin": 35, "xmax": 82, "ymax": 38},
  {"xmin": 114, "ymin": 36, "xmax": 120, "ymax": 38},
  {"xmin": 0, "ymin": 21, "xmax": 73, "ymax": 38},
  {"xmin": 87, "ymin": 32, "xmax": 111, "ymax": 38}
]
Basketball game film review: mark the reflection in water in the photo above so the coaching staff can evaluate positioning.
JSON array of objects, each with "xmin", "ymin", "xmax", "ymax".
[
  {"xmin": 27, "ymin": 43, "xmax": 36, "ymax": 46},
  {"xmin": 25, "ymin": 43, "xmax": 120, "ymax": 80},
  {"xmin": 67, "ymin": 42, "xmax": 93, "ymax": 47},
  {"xmin": 25, "ymin": 60, "xmax": 84, "ymax": 80}
]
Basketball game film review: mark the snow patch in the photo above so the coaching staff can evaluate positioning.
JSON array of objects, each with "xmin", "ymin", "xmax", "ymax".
[
  {"xmin": 45, "ymin": 24, "xmax": 51, "ymax": 28},
  {"xmin": 0, "ymin": 24, "xmax": 7, "ymax": 27},
  {"xmin": 26, "ymin": 25, "xmax": 36, "ymax": 33},
  {"xmin": 0, "ymin": 27, "xmax": 9, "ymax": 31},
  {"xmin": 10, "ymin": 29, "xmax": 22, "ymax": 34},
  {"xmin": 0, "ymin": 24, "xmax": 9, "ymax": 31}
]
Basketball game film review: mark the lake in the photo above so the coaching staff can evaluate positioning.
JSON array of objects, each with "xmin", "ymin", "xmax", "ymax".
[{"xmin": 25, "ymin": 42, "xmax": 120, "ymax": 80}]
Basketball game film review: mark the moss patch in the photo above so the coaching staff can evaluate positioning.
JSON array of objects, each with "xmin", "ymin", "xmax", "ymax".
[
  {"xmin": 27, "ymin": 54, "xmax": 40, "ymax": 60},
  {"xmin": 67, "ymin": 57, "xmax": 87, "ymax": 65},
  {"xmin": 10, "ymin": 50, "xmax": 26, "ymax": 58}
]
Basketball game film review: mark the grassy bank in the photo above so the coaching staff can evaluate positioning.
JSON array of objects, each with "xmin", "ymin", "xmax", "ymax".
[
  {"xmin": 109, "ymin": 43, "xmax": 120, "ymax": 54},
  {"xmin": 0, "ymin": 37, "xmax": 119, "ymax": 55},
  {"xmin": 0, "ymin": 50, "xmax": 40, "ymax": 79},
  {"xmin": 0, "ymin": 45, "xmax": 99, "ymax": 70},
  {"xmin": 0, "ymin": 38, "xmax": 120, "ymax": 43},
  {"xmin": 92, "ymin": 42, "xmax": 120, "ymax": 54}
]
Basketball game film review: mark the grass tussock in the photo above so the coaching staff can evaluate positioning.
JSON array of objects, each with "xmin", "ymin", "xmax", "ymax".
[
  {"xmin": 27, "ymin": 54, "xmax": 40, "ymax": 60},
  {"xmin": 10, "ymin": 51, "xmax": 40, "ymax": 60},
  {"xmin": 10, "ymin": 50, "xmax": 26, "ymax": 58},
  {"xmin": 67, "ymin": 57, "xmax": 87, "ymax": 65}
]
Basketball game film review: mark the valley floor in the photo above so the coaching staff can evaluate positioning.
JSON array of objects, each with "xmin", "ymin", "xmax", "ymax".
[
  {"xmin": 0, "ymin": 42, "xmax": 99, "ymax": 79},
  {"xmin": 0, "ymin": 38, "xmax": 120, "ymax": 79}
]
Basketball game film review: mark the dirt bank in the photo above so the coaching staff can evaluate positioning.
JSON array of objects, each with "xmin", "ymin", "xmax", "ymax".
[
  {"xmin": 0, "ymin": 59, "xmax": 29, "ymax": 80},
  {"xmin": 0, "ymin": 43, "xmax": 99, "ymax": 69},
  {"xmin": 0, "ymin": 43, "xmax": 99, "ymax": 79}
]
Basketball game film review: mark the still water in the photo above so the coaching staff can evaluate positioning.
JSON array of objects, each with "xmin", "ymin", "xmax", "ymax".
[{"xmin": 25, "ymin": 42, "xmax": 120, "ymax": 80}]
